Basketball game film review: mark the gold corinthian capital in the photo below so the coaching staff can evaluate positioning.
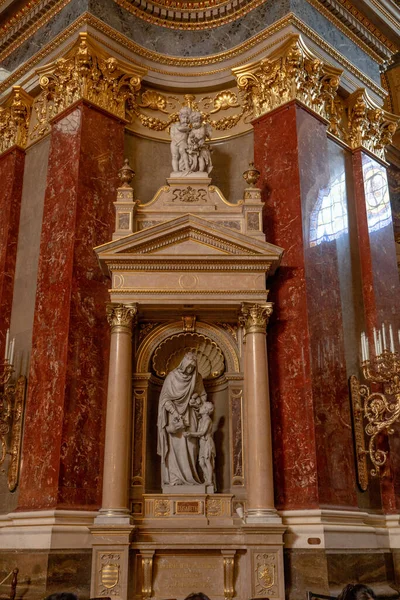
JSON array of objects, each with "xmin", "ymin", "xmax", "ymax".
[
  {"xmin": 239, "ymin": 303, "xmax": 273, "ymax": 334},
  {"xmin": 106, "ymin": 303, "xmax": 138, "ymax": 330}
]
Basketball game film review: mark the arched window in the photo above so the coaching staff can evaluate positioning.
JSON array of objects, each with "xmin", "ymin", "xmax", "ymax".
[
  {"xmin": 309, "ymin": 169, "xmax": 348, "ymax": 247},
  {"xmin": 362, "ymin": 154, "xmax": 392, "ymax": 232}
]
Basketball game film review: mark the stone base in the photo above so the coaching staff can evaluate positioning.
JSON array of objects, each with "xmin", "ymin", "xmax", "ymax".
[
  {"xmin": 168, "ymin": 173, "xmax": 212, "ymax": 184},
  {"xmin": 162, "ymin": 483, "xmax": 214, "ymax": 494},
  {"xmin": 95, "ymin": 508, "xmax": 134, "ymax": 525},
  {"xmin": 131, "ymin": 524, "xmax": 286, "ymax": 600},
  {"xmin": 245, "ymin": 507, "xmax": 282, "ymax": 524}
]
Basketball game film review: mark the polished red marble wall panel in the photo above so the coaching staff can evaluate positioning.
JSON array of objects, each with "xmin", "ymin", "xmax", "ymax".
[
  {"xmin": 254, "ymin": 103, "xmax": 319, "ymax": 510},
  {"xmin": 254, "ymin": 102, "xmax": 357, "ymax": 510},
  {"xmin": 18, "ymin": 102, "xmax": 124, "ymax": 510},
  {"xmin": 352, "ymin": 150, "xmax": 400, "ymax": 513},
  {"xmin": 0, "ymin": 148, "xmax": 25, "ymax": 359},
  {"xmin": 353, "ymin": 151, "xmax": 400, "ymax": 332}
]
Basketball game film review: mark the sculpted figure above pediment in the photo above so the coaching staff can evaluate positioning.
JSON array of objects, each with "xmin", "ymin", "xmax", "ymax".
[{"xmin": 170, "ymin": 107, "xmax": 213, "ymax": 177}]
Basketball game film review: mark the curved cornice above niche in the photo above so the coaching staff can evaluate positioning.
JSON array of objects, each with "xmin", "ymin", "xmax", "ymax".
[{"xmin": 113, "ymin": 0, "xmax": 266, "ymax": 30}]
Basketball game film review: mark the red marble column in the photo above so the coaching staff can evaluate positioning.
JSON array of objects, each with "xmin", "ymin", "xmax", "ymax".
[
  {"xmin": 0, "ymin": 147, "xmax": 25, "ymax": 359},
  {"xmin": 254, "ymin": 101, "xmax": 358, "ymax": 511},
  {"xmin": 352, "ymin": 150, "xmax": 400, "ymax": 514},
  {"xmin": 17, "ymin": 101, "xmax": 124, "ymax": 511}
]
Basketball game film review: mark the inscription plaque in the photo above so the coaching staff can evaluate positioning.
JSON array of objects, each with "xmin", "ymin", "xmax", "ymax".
[
  {"xmin": 175, "ymin": 500, "xmax": 202, "ymax": 514},
  {"xmin": 153, "ymin": 555, "xmax": 223, "ymax": 599}
]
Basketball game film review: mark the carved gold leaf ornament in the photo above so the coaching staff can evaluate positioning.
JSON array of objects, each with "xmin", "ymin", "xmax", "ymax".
[
  {"xmin": 345, "ymin": 89, "xmax": 399, "ymax": 160},
  {"xmin": 107, "ymin": 303, "xmax": 138, "ymax": 328},
  {"xmin": 239, "ymin": 303, "xmax": 273, "ymax": 334},
  {"xmin": 234, "ymin": 35, "xmax": 342, "ymax": 128},
  {"xmin": 0, "ymin": 86, "xmax": 33, "ymax": 153},
  {"xmin": 233, "ymin": 34, "xmax": 399, "ymax": 160},
  {"xmin": 29, "ymin": 32, "xmax": 146, "ymax": 137},
  {"xmin": 209, "ymin": 91, "xmax": 241, "ymax": 113}
]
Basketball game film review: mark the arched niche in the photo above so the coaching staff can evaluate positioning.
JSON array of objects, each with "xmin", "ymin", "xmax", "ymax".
[{"xmin": 131, "ymin": 321, "xmax": 244, "ymax": 507}]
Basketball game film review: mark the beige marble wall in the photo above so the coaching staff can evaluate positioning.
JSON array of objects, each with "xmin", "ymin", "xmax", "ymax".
[
  {"xmin": 0, "ymin": 137, "xmax": 50, "ymax": 516},
  {"xmin": 0, "ymin": 550, "xmax": 91, "ymax": 600},
  {"xmin": 284, "ymin": 549, "xmax": 399, "ymax": 600},
  {"xmin": 124, "ymin": 131, "xmax": 254, "ymax": 205}
]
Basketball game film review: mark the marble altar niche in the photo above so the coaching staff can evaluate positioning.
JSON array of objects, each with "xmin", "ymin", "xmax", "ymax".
[{"xmin": 91, "ymin": 115, "xmax": 285, "ymax": 600}]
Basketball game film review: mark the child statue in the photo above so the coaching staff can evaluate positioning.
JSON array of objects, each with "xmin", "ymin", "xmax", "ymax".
[{"xmin": 184, "ymin": 401, "xmax": 216, "ymax": 489}]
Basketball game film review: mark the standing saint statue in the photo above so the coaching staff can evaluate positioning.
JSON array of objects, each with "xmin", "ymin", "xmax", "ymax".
[{"xmin": 157, "ymin": 351, "xmax": 208, "ymax": 488}]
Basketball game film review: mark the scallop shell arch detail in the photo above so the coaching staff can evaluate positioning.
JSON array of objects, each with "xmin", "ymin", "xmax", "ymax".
[{"xmin": 152, "ymin": 332, "xmax": 225, "ymax": 380}]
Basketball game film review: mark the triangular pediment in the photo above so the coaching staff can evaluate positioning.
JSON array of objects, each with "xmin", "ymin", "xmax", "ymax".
[{"xmin": 95, "ymin": 214, "xmax": 283, "ymax": 262}]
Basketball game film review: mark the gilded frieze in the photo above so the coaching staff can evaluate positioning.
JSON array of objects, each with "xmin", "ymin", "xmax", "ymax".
[
  {"xmin": 129, "ymin": 89, "xmax": 246, "ymax": 140},
  {"xmin": 0, "ymin": 86, "xmax": 33, "ymax": 153}
]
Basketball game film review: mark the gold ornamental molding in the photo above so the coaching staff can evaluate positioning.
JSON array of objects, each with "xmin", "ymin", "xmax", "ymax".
[
  {"xmin": 0, "ymin": 86, "xmax": 33, "ymax": 154},
  {"xmin": 234, "ymin": 35, "xmax": 342, "ymax": 131},
  {"xmin": 1, "ymin": 30, "xmax": 397, "ymax": 151},
  {"xmin": 29, "ymin": 32, "xmax": 146, "ymax": 140},
  {"xmin": 129, "ymin": 89, "xmax": 246, "ymax": 139}
]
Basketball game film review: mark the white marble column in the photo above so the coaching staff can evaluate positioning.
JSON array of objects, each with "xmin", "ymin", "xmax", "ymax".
[
  {"xmin": 240, "ymin": 302, "xmax": 281, "ymax": 523},
  {"xmin": 97, "ymin": 302, "xmax": 137, "ymax": 522}
]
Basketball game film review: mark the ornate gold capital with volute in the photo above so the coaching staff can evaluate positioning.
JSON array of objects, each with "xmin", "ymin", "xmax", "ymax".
[
  {"xmin": 30, "ymin": 32, "xmax": 146, "ymax": 139},
  {"xmin": 107, "ymin": 303, "xmax": 138, "ymax": 330},
  {"xmin": 346, "ymin": 89, "xmax": 399, "ymax": 161},
  {"xmin": 0, "ymin": 86, "xmax": 33, "ymax": 154},
  {"xmin": 239, "ymin": 303, "xmax": 273, "ymax": 334},
  {"xmin": 233, "ymin": 35, "xmax": 342, "ymax": 130}
]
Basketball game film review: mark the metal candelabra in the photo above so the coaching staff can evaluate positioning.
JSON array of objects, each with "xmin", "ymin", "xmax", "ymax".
[{"xmin": 351, "ymin": 323, "xmax": 400, "ymax": 489}]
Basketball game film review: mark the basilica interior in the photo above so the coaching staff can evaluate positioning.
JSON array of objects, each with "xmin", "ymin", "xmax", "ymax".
[{"xmin": 1, "ymin": 0, "xmax": 400, "ymax": 599}]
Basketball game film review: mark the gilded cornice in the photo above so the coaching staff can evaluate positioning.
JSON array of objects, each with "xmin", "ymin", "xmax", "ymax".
[
  {"xmin": 0, "ymin": 85, "xmax": 33, "ymax": 153},
  {"xmin": 0, "ymin": 22, "xmax": 396, "ymax": 148},
  {"xmin": 0, "ymin": 12, "xmax": 388, "ymax": 108},
  {"xmin": 29, "ymin": 32, "xmax": 146, "ymax": 133},
  {"xmin": 234, "ymin": 35, "xmax": 343, "ymax": 132},
  {"xmin": 0, "ymin": 0, "xmax": 71, "ymax": 61},
  {"xmin": 345, "ymin": 89, "xmax": 399, "ymax": 160},
  {"xmin": 313, "ymin": 0, "xmax": 398, "ymax": 57},
  {"xmin": 0, "ymin": 0, "xmax": 397, "ymax": 60}
]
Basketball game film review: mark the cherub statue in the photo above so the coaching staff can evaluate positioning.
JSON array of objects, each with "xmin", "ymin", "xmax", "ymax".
[
  {"xmin": 187, "ymin": 111, "xmax": 213, "ymax": 174},
  {"xmin": 170, "ymin": 107, "xmax": 191, "ymax": 174}
]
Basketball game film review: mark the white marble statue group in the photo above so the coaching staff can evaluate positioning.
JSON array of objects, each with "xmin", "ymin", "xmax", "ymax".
[
  {"xmin": 170, "ymin": 107, "xmax": 213, "ymax": 176},
  {"xmin": 157, "ymin": 352, "xmax": 216, "ymax": 491}
]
